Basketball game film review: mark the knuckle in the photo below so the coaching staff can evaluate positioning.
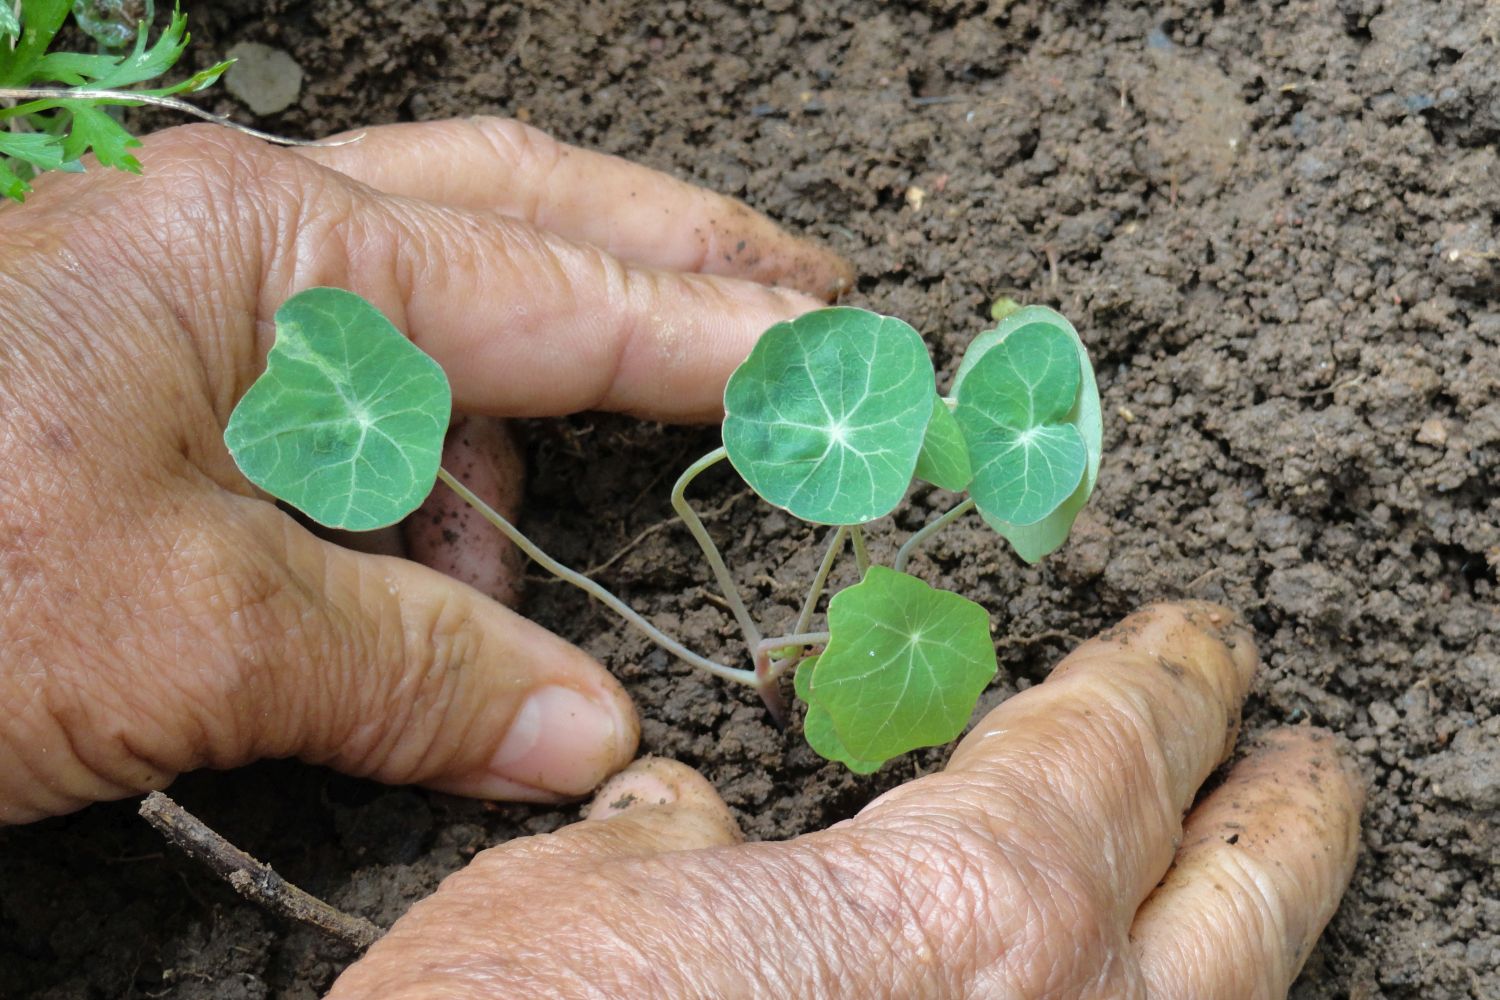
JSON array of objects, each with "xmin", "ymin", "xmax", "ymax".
[
  {"xmin": 465, "ymin": 116, "xmax": 565, "ymax": 212},
  {"xmin": 129, "ymin": 125, "xmax": 361, "ymax": 299},
  {"xmin": 862, "ymin": 775, "xmax": 1133, "ymax": 994},
  {"xmin": 1028, "ymin": 672, "xmax": 1210, "ymax": 851},
  {"xmin": 141, "ymin": 123, "xmax": 313, "ymax": 215},
  {"xmin": 919, "ymin": 809, "xmax": 1112, "ymax": 931},
  {"xmin": 57, "ymin": 125, "xmax": 341, "ymax": 328},
  {"xmin": 159, "ymin": 505, "xmax": 330, "ymax": 760},
  {"xmin": 399, "ymin": 586, "xmax": 481, "ymax": 693},
  {"xmin": 780, "ymin": 830, "xmax": 964, "ymax": 992},
  {"xmin": 103, "ymin": 126, "xmax": 283, "ymax": 248},
  {"xmin": 336, "ymin": 575, "xmax": 477, "ymax": 780}
]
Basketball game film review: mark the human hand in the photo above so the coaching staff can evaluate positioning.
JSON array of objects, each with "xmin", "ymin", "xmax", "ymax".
[
  {"xmin": 0, "ymin": 118, "xmax": 851, "ymax": 824},
  {"xmin": 329, "ymin": 603, "xmax": 1363, "ymax": 999}
]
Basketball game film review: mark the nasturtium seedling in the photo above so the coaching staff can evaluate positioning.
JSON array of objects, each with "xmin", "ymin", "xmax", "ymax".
[
  {"xmin": 224, "ymin": 287, "xmax": 450, "ymax": 531},
  {"xmin": 953, "ymin": 306, "xmax": 1102, "ymax": 562},
  {"xmin": 225, "ymin": 289, "xmax": 1103, "ymax": 776},
  {"xmin": 723, "ymin": 308, "xmax": 935, "ymax": 525},
  {"xmin": 804, "ymin": 566, "xmax": 996, "ymax": 761}
]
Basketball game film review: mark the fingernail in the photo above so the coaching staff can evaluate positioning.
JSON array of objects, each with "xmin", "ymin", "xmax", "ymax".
[{"xmin": 490, "ymin": 685, "xmax": 624, "ymax": 796}]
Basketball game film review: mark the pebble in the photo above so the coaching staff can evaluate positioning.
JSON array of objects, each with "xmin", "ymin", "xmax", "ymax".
[
  {"xmin": 224, "ymin": 42, "xmax": 305, "ymax": 116},
  {"xmin": 1415, "ymin": 418, "xmax": 1448, "ymax": 446}
]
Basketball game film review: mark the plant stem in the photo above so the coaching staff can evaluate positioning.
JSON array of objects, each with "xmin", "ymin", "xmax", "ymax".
[
  {"xmin": 753, "ymin": 649, "xmax": 788, "ymax": 728},
  {"xmin": 437, "ymin": 467, "xmax": 756, "ymax": 688},
  {"xmin": 893, "ymin": 497, "xmax": 977, "ymax": 574},
  {"xmin": 669, "ymin": 447, "xmax": 763, "ymax": 651},
  {"xmin": 767, "ymin": 526, "xmax": 848, "ymax": 684},
  {"xmin": 795, "ymin": 525, "xmax": 847, "ymax": 636},
  {"xmin": 850, "ymin": 524, "xmax": 871, "ymax": 575},
  {"xmin": 756, "ymin": 632, "xmax": 832, "ymax": 659},
  {"xmin": 0, "ymin": 87, "xmax": 358, "ymax": 148}
]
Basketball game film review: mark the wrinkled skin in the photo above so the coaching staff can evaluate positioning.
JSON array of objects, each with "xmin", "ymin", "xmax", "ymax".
[
  {"xmin": 0, "ymin": 122, "xmax": 1360, "ymax": 998},
  {"xmin": 332, "ymin": 604, "xmax": 1362, "ymax": 999},
  {"xmin": 0, "ymin": 118, "xmax": 848, "ymax": 820}
]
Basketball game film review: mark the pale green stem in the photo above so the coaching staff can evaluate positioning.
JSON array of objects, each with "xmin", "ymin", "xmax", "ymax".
[
  {"xmin": 768, "ymin": 526, "xmax": 848, "ymax": 683},
  {"xmin": 437, "ymin": 467, "xmax": 757, "ymax": 688},
  {"xmin": 795, "ymin": 526, "xmax": 848, "ymax": 636},
  {"xmin": 850, "ymin": 524, "xmax": 871, "ymax": 575},
  {"xmin": 893, "ymin": 498, "xmax": 978, "ymax": 574},
  {"xmin": 670, "ymin": 447, "xmax": 762, "ymax": 651},
  {"xmin": 756, "ymin": 632, "xmax": 831, "ymax": 660}
]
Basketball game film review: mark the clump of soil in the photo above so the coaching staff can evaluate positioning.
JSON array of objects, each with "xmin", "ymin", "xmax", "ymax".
[{"xmin": 2, "ymin": 1, "xmax": 1496, "ymax": 997}]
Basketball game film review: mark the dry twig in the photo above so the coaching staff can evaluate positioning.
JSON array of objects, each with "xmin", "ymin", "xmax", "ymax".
[{"xmin": 139, "ymin": 791, "xmax": 383, "ymax": 950}]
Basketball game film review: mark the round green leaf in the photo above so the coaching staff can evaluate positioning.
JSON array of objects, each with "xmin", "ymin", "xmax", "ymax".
[
  {"xmin": 224, "ymin": 287, "xmax": 451, "ymax": 531},
  {"xmin": 795, "ymin": 659, "xmax": 886, "ymax": 773},
  {"xmin": 955, "ymin": 307, "xmax": 1102, "ymax": 559},
  {"xmin": 808, "ymin": 566, "xmax": 997, "ymax": 761},
  {"xmin": 914, "ymin": 395, "xmax": 972, "ymax": 492},
  {"xmin": 954, "ymin": 322, "xmax": 1086, "ymax": 527},
  {"xmin": 723, "ymin": 307, "xmax": 936, "ymax": 525}
]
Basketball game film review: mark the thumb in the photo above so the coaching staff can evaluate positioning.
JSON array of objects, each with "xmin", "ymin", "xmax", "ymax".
[{"xmin": 250, "ymin": 510, "xmax": 639, "ymax": 801}]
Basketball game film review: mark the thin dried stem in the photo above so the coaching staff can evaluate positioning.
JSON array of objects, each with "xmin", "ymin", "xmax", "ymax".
[
  {"xmin": 139, "ymin": 791, "xmax": 382, "ymax": 950},
  {"xmin": 0, "ymin": 87, "xmax": 361, "ymax": 148}
]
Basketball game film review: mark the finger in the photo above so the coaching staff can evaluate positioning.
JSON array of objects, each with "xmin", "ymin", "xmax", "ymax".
[
  {"xmin": 141, "ymin": 127, "xmax": 825, "ymax": 423},
  {"xmin": 1132, "ymin": 727, "xmax": 1364, "ymax": 999},
  {"xmin": 404, "ymin": 415, "xmax": 526, "ymax": 608},
  {"xmin": 557, "ymin": 756, "xmax": 743, "ymax": 858},
  {"xmin": 442, "ymin": 758, "xmax": 741, "ymax": 867},
  {"xmin": 299, "ymin": 117, "xmax": 854, "ymax": 299},
  {"xmin": 325, "ymin": 758, "xmax": 740, "ymax": 1000},
  {"xmin": 5, "ymin": 481, "xmax": 636, "ymax": 819},
  {"xmin": 866, "ymin": 602, "xmax": 1258, "ymax": 924},
  {"xmin": 218, "ymin": 498, "xmax": 638, "ymax": 802}
]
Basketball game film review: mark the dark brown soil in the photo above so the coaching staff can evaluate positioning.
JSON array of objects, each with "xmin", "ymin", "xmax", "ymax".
[{"xmin": 3, "ymin": 1, "xmax": 1497, "ymax": 997}]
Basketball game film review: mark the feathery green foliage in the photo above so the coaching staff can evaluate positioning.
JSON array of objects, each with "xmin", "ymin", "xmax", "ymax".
[{"xmin": 0, "ymin": 0, "xmax": 227, "ymax": 201}]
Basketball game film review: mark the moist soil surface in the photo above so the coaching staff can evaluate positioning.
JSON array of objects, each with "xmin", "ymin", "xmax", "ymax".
[{"xmin": 3, "ymin": 1, "xmax": 1497, "ymax": 997}]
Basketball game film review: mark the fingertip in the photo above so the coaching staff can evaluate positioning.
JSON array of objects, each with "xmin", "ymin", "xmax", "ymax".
[
  {"xmin": 804, "ymin": 248, "xmax": 856, "ymax": 302},
  {"xmin": 433, "ymin": 666, "xmax": 639, "ymax": 803},
  {"xmin": 584, "ymin": 757, "xmax": 744, "ymax": 848},
  {"xmin": 1133, "ymin": 723, "xmax": 1365, "ymax": 1000},
  {"xmin": 1181, "ymin": 601, "xmax": 1259, "ymax": 685},
  {"xmin": 1243, "ymin": 725, "xmax": 1367, "ymax": 837},
  {"xmin": 587, "ymin": 757, "xmax": 739, "ymax": 832},
  {"xmin": 404, "ymin": 415, "xmax": 526, "ymax": 608},
  {"xmin": 585, "ymin": 758, "xmax": 685, "ymax": 819},
  {"xmin": 736, "ymin": 225, "xmax": 855, "ymax": 302}
]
